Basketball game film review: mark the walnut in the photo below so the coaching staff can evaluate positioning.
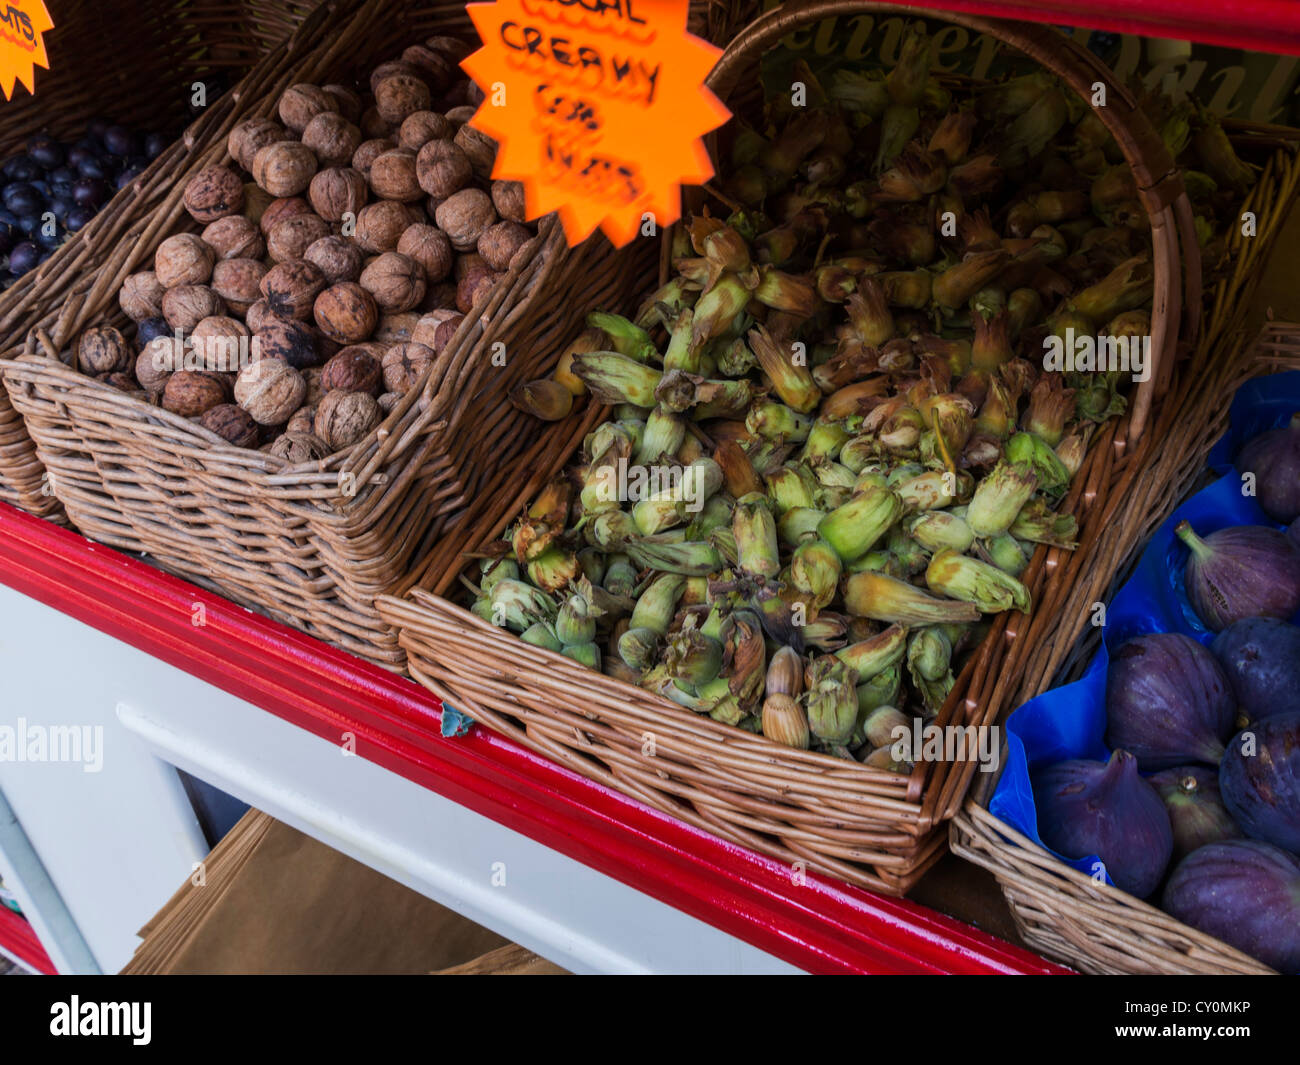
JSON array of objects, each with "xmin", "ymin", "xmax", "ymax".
[
  {"xmin": 425, "ymin": 35, "xmax": 474, "ymax": 61},
  {"xmin": 303, "ymin": 366, "xmax": 326, "ymax": 406},
  {"xmin": 369, "ymin": 60, "xmax": 425, "ymax": 94},
  {"xmin": 155, "ymin": 234, "xmax": 215, "ymax": 288},
  {"xmin": 315, "ymin": 390, "xmax": 381, "ymax": 451},
  {"xmin": 229, "ymin": 118, "xmax": 286, "ymax": 171},
  {"xmin": 304, "ymin": 235, "xmax": 363, "ymax": 284},
  {"xmin": 457, "ymin": 265, "xmax": 498, "ymax": 313},
  {"xmin": 398, "ymin": 111, "xmax": 453, "ymax": 151},
  {"xmin": 162, "ymin": 284, "xmax": 225, "ymax": 332},
  {"xmin": 163, "ymin": 371, "xmax": 228, "ymax": 417},
  {"xmin": 400, "ymin": 45, "xmax": 458, "ymax": 91},
  {"xmin": 415, "ymin": 140, "xmax": 470, "ymax": 200},
  {"xmin": 453, "ymin": 124, "xmax": 497, "ymax": 181},
  {"xmin": 260, "ymin": 259, "xmax": 326, "ymax": 320},
  {"xmin": 200, "ymin": 404, "xmax": 260, "ymax": 448},
  {"xmin": 301, "ymin": 112, "xmax": 362, "ymax": 167},
  {"xmin": 434, "ymin": 188, "xmax": 496, "ymax": 251},
  {"xmin": 351, "ymin": 138, "xmax": 396, "ymax": 176},
  {"xmin": 136, "ymin": 338, "xmax": 180, "ymax": 393},
  {"xmin": 202, "ymin": 215, "xmax": 265, "ymax": 261},
  {"xmin": 359, "ymin": 106, "xmax": 391, "ymax": 140},
  {"xmin": 245, "ymin": 299, "xmax": 275, "ymax": 333},
  {"xmin": 444, "ymin": 105, "xmax": 477, "ymax": 127},
  {"xmin": 96, "ymin": 371, "xmax": 143, "ymax": 395},
  {"xmin": 411, "ymin": 310, "xmax": 459, "ymax": 348},
  {"xmin": 78, "ymin": 326, "xmax": 132, "ymax": 374},
  {"xmin": 395, "ymin": 224, "xmax": 453, "ymax": 282},
  {"xmin": 184, "ymin": 166, "xmax": 244, "ymax": 223},
  {"xmin": 211, "ymin": 259, "xmax": 267, "ymax": 315},
  {"xmin": 490, "ymin": 180, "xmax": 527, "ymax": 224},
  {"xmin": 255, "ymin": 315, "xmax": 320, "ymax": 370},
  {"xmin": 191, "ymin": 315, "xmax": 251, "ymax": 372},
  {"xmin": 267, "ymin": 213, "xmax": 331, "ymax": 262},
  {"xmin": 421, "ymin": 282, "xmax": 459, "ymax": 312},
  {"xmin": 359, "ymin": 251, "xmax": 426, "ymax": 313},
  {"xmin": 269, "ymin": 431, "xmax": 330, "ymax": 463},
  {"xmin": 373, "ymin": 312, "xmax": 421, "ymax": 344},
  {"xmin": 278, "ymin": 84, "xmax": 334, "ymax": 134},
  {"xmin": 241, "ymin": 182, "xmax": 274, "ymax": 226},
  {"xmin": 454, "ymin": 252, "xmax": 486, "ymax": 282},
  {"xmin": 259, "ymin": 196, "xmax": 313, "ymax": 236},
  {"xmin": 320, "ymin": 345, "xmax": 383, "ymax": 395},
  {"xmin": 251, "ymin": 141, "xmax": 318, "ymax": 198},
  {"xmin": 119, "ymin": 271, "xmax": 166, "ymax": 321},
  {"xmin": 369, "ymin": 148, "xmax": 422, "ymax": 202},
  {"xmin": 354, "ymin": 200, "xmax": 411, "ymax": 253},
  {"xmin": 465, "ymin": 81, "xmax": 486, "ymax": 108},
  {"xmin": 308, "ymin": 167, "xmax": 368, "ymax": 222},
  {"xmin": 286, "ymin": 405, "xmax": 316, "ymax": 435},
  {"xmin": 323, "ymin": 84, "xmax": 362, "ymax": 123},
  {"xmin": 374, "ymin": 75, "xmax": 431, "ymax": 126},
  {"xmin": 381, "ymin": 342, "xmax": 436, "ymax": 393},
  {"xmin": 431, "ymin": 314, "xmax": 465, "ymax": 353},
  {"xmin": 478, "ymin": 220, "xmax": 533, "ymax": 271},
  {"xmin": 235, "ymin": 358, "xmax": 306, "ymax": 425},
  {"xmin": 314, "ymin": 282, "xmax": 379, "ymax": 344}
]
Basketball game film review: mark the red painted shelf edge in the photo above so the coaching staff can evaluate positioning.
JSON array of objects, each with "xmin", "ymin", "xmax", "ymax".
[
  {"xmin": 0, "ymin": 906, "xmax": 56, "ymax": 975},
  {"xmin": 0, "ymin": 503, "xmax": 1067, "ymax": 974}
]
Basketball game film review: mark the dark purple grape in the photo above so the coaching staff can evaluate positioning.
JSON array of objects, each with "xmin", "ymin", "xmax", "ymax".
[
  {"xmin": 86, "ymin": 118, "xmax": 112, "ymax": 142},
  {"xmin": 35, "ymin": 225, "xmax": 62, "ymax": 250},
  {"xmin": 48, "ymin": 197, "xmax": 72, "ymax": 221},
  {"xmin": 76, "ymin": 156, "xmax": 108, "ymax": 181},
  {"xmin": 0, "ymin": 229, "xmax": 11, "ymax": 256},
  {"xmin": 15, "ymin": 213, "xmax": 40, "ymax": 235},
  {"xmin": 136, "ymin": 316, "xmax": 170, "ymax": 349},
  {"xmin": 26, "ymin": 135, "xmax": 64, "ymax": 169},
  {"xmin": 8, "ymin": 241, "xmax": 39, "ymax": 274},
  {"xmin": 3, "ymin": 183, "xmax": 44, "ymax": 215},
  {"xmin": 65, "ymin": 207, "xmax": 94, "ymax": 232},
  {"xmin": 71, "ymin": 178, "xmax": 109, "ymax": 208},
  {"xmin": 102, "ymin": 126, "xmax": 138, "ymax": 158},
  {"xmin": 7, "ymin": 156, "xmax": 41, "ymax": 182},
  {"xmin": 143, "ymin": 132, "xmax": 168, "ymax": 160},
  {"xmin": 116, "ymin": 166, "xmax": 145, "ymax": 189},
  {"xmin": 48, "ymin": 167, "xmax": 75, "ymax": 197},
  {"xmin": 66, "ymin": 146, "xmax": 93, "ymax": 170}
]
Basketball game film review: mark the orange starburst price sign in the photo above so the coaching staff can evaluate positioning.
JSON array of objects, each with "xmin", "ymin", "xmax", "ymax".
[
  {"xmin": 0, "ymin": 0, "xmax": 53, "ymax": 100},
  {"xmin": 463, "ymin": 0, "xmax": 730, "ymax": 248}
]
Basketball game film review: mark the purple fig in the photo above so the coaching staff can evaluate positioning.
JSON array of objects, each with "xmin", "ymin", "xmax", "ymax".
[
  {"xmin": 1211, "ymin": 617, "xmax": 1300, "ymax": 722},
  {"xmin": 1289, "ymin": 517, "xmax": 1300, "ymax": 552},
  {"xmin": 1149, "ymin": 766, "xmax": 1242, "ymax": 861},
  {"xmin": 1220, "ymin": 712, "xmax": 1300, "ymax": 854},
  {"xmin": 1033, "ymin": 749, "xmax": 1173, "ymax": 898},
  {"xmin": 1105, "ymin": 633, "xmax": 1235, "ymax": 769},
  {"xmin": 1238, "ymin": 414, "xmax": 1300, "ymax": 523},
  {"xmin": 1163, "ymin": 840, "xmax": 1300, "ymax": 973},
  {"xmin": 1175, "ymin": 521, "xmax": 1300, "ymax": 631}
]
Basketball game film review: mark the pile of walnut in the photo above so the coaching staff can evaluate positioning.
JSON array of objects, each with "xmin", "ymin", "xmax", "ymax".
[{"xmin": 89, "ymin": 34, "xmax": 535, "ymax": 463}]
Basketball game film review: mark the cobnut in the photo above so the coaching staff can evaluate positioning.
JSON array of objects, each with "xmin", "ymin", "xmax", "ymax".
[
  {"xmin": 320, "ymin": 345, "xmax": 383, "ymax": 395},
  {"xmin": 395, "ymin": 224, "xmax": 453, "ymax": 282},
  {"xmin": 453, "ymin": 124, "xmax": 497, "ymax": 181},
  {"xmin": 229, "ymin": 118, "xmax": 286, "ymax": 171},
  {"xmin": 301, "ymin": 112, "xmax": 362, "ymax": 167},
  {"xmin": 119, "ymin": 271, "xmax": 165, "ymax": 321},
  {"xmin": 369, "ymin": 148, "xmax": 422, "ymax": 202},
  {"xmin": 354, "ymin": 200, "xmax": 411, "ymax": 253},
  {"xmin": 352, "ymin": 138, "xmax": 396, "ymax": 176},
  {"xmin": 382, "ymin": 342, "xmax": 436, "ymax": 393},
  {"xmin": 308, "ymin": 167, "xmax": 368, "ymax": 222},
  {"xmin": 184, "ymin": 165, "xmax": 244, "ymax": 223},
  {"xmin": 235, "ymin": 358, "xmax": 306, "ymax": 425},
  {"xmin": 164, "ymin": 370, "xmax": 228, "ymax": 417},
  {"xmin": 200, "ymin": 404, "xmax": 260, "ymax": 448},
  {"xmin": 315, "ymin": 390, "xmax": 381, "ymax": 451},
  {"xmin": 323, "ymin": 84, "xmax": 362, "ymax": 123},
  {"xmin": 398, "ymin": 111, "xmax": 453, "ymax": 151},
  {"xmin": 136, "ymin": 338, "xmax": 179, "ymax": 393},
  {"xmin": 191, "ymin": 316, "xmax": 251, "ymax": 372},
  {"xmin": 211, "ymin": 258, "xmax": 267, "ymax": 315},
  {"xmin": 256, "ymin": 315, "xmax": 320, "ymax": 370},
  {"xmin": 278, "ymin": 84, "xmax": 334, "ymax": 134},
  {"xmin": 155, "ymin": 234, "xmax": 215, "ymax": 288},
  {"xmin": 434, "ymin": 188, "xmax": 496, "ymax": 251},
  {"xmin": 374, "ymin": 75, "xmax": 431, "ymax": 126},
  {"xmin": 260, "ymin": 259, "xmax": 326, "ymax": 320},
  {"xmin": 478, "ymin": 220, "xmax": 533, "ymax": 271},
  {"xmin": 78, "ymin": 326, "xmax": 132, "ymax": 375},
  {"xmin": 359, "ymin": 106, "xmax": 390, "ymax": 140},
  {"xmin": 373, "ymin": 312, "xmax": 421, "ymax": 344},
  {"xmin": 304, "ymin": 235, "xmax": 363, "ymax": 284},
  {"xmin": 415, "ymin": 140, "xmax": 471, "ymax": 199},
  {"xmin": 457, "ymin": 265, "xmax": 498, "ymax": 313},
  {"xmin": 251, "ymin": 141, "xmax": 318, "ymax": 197},
  {"xmin": 202, "ymin": 215, "xmax": 265, "ymax": 260},
  {"xmin": 269, "ymin": 431, "xmax": 330, "ymax": 463},
  {"xmin": 314, "ymin": 282, "xmax": 379, "ymax": 344},
  {"xmin": 286, "ymin": 405, "xmax": 316, "ymax": 435},
  {"xmin": 360, "ymin": 251, "xmax": 426, "ymax": 313},
  {"xmin": 267, "ymin": 213, "xmax": 331, "ymax": 262},
  {"xmin": 259, "ymin": 196, "xmax": 313, "ymax": 236},
  {"xmin": 490, "ymin": 180, "xmax": 527, "ymax": 223},
  {"xmin": 162, "ymin": 284, "xmax": 224, "ymax": 332}
]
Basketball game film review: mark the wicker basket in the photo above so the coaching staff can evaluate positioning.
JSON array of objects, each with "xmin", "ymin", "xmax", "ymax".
[
  {"xmin": 950, "ymin": 301, "xmax": 1300, "ymax": 973},
  {"xmin": 377, "ymin": 3, "xmax": 1203, "ymax": 895},
  {"xmin": 0, "ymin": 0, "xmax": 319, "ymax": 521},
  {"xmin": 0, "ymin": 0, "xmax": 750, "ymax": 668}
]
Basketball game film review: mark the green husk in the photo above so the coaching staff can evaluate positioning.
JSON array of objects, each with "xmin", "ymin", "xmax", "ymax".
[
  {"xmin": 844, "ymin": 571, "xmax": 980, "ymax": 624},
  {"xmin": 733, "ymin": 494, "xmax": 781, "ymax": 578},
  {"xmin": 925, "ymin": 548, "xmax": 1031, "ymax": 614},
  {"xmin": 836, "ymin": 623, "xmax": 908, "ymax": 676},
  {"xmin": 586, "ymin": 312, "xmax": 657, "ymax": 363},
  {"xmin": 965, "ymin": 461, "xmax": 1038, "ymax": 538},
  {"xmin": 818, "ymin": 485, "xmax": 903, "ymax": 562},
  {"xmin": 572, "ymin": 351, "xmax": 662, "ymax": 407}
]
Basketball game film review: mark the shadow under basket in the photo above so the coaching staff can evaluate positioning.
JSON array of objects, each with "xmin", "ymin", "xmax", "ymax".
[{"xmin": 378, "ymin": 1, "xmax": 1201, "ymax": 894}]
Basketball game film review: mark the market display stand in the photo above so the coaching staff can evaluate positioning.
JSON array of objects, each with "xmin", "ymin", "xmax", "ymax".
[{"xmin": 0, "ymin": 503, "xmax": 1064, "ymax": 974}]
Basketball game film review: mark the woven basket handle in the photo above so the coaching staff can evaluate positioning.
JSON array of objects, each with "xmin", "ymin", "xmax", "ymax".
[{"xmin": 705, "ymin": 1, "xmax": 1200, "ymax": 444}]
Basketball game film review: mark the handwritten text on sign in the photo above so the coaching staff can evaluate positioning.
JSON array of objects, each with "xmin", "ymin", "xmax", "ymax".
[
  {"xmin": 0, "ymin": 0, "xmax": 53, "ymax": 100},
  {"xmin": 464, "ymin": 0, "xmax": 730, "ymax": 247}
]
